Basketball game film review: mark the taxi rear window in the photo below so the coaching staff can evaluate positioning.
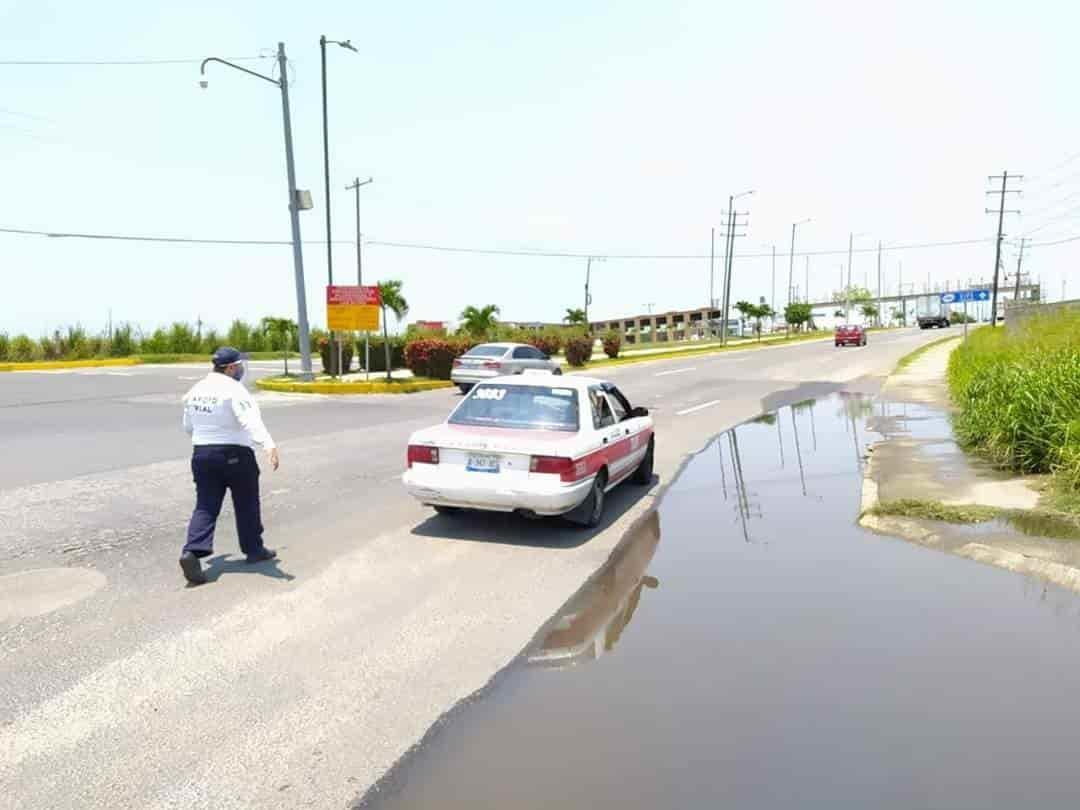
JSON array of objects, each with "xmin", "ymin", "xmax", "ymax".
[{"xmin": 450, "ymin": 384, "xmax": 580, "ymax": 432}]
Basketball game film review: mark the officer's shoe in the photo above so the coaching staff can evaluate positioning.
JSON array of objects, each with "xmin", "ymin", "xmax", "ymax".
[
  {"xmin": 179, "ymin": 552, "xmax": 207, "ymax": 585},
  {"xmin": 245, "ymin": 547, "xmax": 277, "ymax": 564}
]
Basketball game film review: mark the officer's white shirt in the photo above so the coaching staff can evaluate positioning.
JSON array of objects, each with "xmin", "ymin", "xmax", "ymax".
[{"xmin": 182, "ymin": 372, "xmax": 276, "ymax": 449}]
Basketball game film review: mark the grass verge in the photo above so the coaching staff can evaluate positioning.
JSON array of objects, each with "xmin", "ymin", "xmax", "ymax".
[
  {"xmin": 893, "ymin": 333, "xmax": 961, "ymax": 371},
  {"xmin": 572, "ymin": 329, "xmax": 832, "ymax": 371},
  {"xmin": 866, "ymin": 498, "xmax": 1080, "ymax": 541},
  {"xmin": 947, "ymin": 309, "xmax": 1080, "ymax": 498}
]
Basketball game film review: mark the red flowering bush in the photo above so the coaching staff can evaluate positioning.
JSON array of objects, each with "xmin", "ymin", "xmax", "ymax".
[
  {"xmin": 526, "ymin": 331, "xmax": 564, "ymax": 358},
  {"xmin": 602, "ymin": 330, "xmax": 621, "ymax": 359},
  {"xmin": 405, "ymin": 337, "xmax": 477, "ymax": 379},
  {"xmin": 564, "ymin": 335, "xmax": 594, "ymax": 367}
]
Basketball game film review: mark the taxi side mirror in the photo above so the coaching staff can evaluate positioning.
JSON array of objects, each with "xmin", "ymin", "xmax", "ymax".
[{"xmin": 630, "ymin": 406, "xmax": 649, "ymax": 418}]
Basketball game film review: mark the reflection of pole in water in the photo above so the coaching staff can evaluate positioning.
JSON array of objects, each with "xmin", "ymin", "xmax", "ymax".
[
  {"xmin": 791, "ymin": 406, "xmax": 807, "ymax": 496},
  {"xmin": 729, "ymin": 429, "xmax": 751, "ymax": 543},
  {"xmin": 776, "ymin": 416, "xmax": 785, "ymax": 467},
  {"xmin": 850, "ymin": 407, "xmax": 861, "ymax": 468},
  {"xmin": 809, "ymin": 403, "xmax": 817, "ymax": 451},
  {"xmin": 717, "ymin": 436, "xmax": 728, "ymax": 500}
]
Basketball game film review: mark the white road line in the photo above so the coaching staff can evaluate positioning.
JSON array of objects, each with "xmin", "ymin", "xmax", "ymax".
[
  {"xmin": 654, "ymin": 367, "xmax": 696, "ymax": 377},
  {"xmin": 676, "ymin": 399, "xmax": 722, "ymax": 416}
]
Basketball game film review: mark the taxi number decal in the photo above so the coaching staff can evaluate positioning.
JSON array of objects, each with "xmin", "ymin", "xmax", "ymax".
[{"xmin": 474, "ymin": 388, "xmax": 507, "ymax": 401}]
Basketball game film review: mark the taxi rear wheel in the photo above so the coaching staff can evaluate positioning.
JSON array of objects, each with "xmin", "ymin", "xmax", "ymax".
[
  {"xmin": 631, "ymin": 439, "xmax": 655, "ymax": 485},
  {"xmin": 573, "ymin": 471, "xmax": 607, "ymax": 529}
]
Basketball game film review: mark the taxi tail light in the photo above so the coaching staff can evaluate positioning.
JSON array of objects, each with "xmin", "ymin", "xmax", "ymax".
[
  {"xmin": 407, "ymin": 445, "xmax": 440, "ymax": 467},
  {"xmin": 452, "ymin": 358, "xmax": 462, "ymax": 368},
  {"xmin": 530, "ymin": 455, "xmax": 579, "ymax": 481}
]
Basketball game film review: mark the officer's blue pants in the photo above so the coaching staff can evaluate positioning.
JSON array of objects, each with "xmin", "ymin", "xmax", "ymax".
[{"xmin": 183, "ymin": 445, "xmax": 265, "ymax": 558}]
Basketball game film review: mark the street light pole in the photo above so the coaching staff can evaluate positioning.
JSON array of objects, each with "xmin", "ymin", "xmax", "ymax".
[
  {"xmin": 276, "ymin": 44, "xmax": 314, "ymax": 380},
  {"xmin": 787, "ymin": 218, "xmax": 810, "ymax": 325},
  {"xmin": 720, "ymin": 189, "xmax": 754, "ymax": 345},
  {"xmin": 319, "ymin": 35, "xmax": 358, "ymax": 287},
  {"xmin": 200, "ymin": 42, "xmax": 314, "ymax": 380}
]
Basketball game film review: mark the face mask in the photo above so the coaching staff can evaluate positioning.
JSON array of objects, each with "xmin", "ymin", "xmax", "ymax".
[{"xmin": 231, "ymin": 362, "xmax": 246, "ymax": 382}]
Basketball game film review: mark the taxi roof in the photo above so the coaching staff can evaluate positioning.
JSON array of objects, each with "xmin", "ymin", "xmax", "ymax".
[{"xmin": 479, "ymin": 373, "xmax": 608, "ymax": 391}]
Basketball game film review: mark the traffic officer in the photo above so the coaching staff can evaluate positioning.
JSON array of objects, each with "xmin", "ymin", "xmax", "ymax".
[{"xmin": 179, "ymin": 346, "xmax": 280, "ymax": 584}]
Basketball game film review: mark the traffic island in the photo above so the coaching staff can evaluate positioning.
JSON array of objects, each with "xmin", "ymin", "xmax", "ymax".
[{"xmin": 256, "ymin": 375, "xmax": 453, "ymax": 395}]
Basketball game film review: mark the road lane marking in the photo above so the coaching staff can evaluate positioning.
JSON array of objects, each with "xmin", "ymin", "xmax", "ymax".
[
  {"xmin": 676, "ymin": 399, "xmax": 723, "ymax": 416},
  {"xmin": 655, "ymin": 367, "xmax": 696, "ymax": 377}
]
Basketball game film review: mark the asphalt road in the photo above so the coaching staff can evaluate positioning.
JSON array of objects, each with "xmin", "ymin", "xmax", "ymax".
[{"xmin": 0, "ymin": 329, "xmax": 944, "ymax": 809}]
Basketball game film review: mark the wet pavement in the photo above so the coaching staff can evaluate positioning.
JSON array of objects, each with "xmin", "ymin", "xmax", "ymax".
[{"xmin": 358, "ymin": 394, "xmax": 1080, "ymax": 809}]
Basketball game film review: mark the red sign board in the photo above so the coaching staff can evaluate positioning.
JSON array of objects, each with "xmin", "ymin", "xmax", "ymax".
[
  {"xmin": 327, "ymin": 285, "xmax": 380, "ymax": 306},
  {"xmin": 414, "ymin": 320, "xmax": 446, "ymax": 332}
]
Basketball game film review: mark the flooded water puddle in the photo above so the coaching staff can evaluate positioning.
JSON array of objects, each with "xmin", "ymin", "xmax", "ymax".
[{"xmin": 358, "ymin": 394, "xmax": 1080, "ymax": 809}]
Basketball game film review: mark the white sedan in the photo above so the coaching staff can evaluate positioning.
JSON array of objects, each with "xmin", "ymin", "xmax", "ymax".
[{"xmin": 403, "ymin": 374, "xmax": 655, "ymax": 527}]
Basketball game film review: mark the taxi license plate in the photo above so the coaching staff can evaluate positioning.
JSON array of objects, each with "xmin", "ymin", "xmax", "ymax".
[{"xmin": 466, "ymin": 453, "xmax": 500, "ymax": 473}]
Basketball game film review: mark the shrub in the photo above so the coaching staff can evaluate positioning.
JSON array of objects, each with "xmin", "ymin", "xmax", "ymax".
[
  {"xmin": 38, "ymin": 333, "xmax": 62, "ymax": 360},
  {"xmin": 141, "ymin": 327, "xmax": 170, "ymax": 355},
  {"xmin": 110, "ymin": 323, "xmax": 136, "ymax": 357},
  {"xmin": 363, "ymin": 335, "xmax": 406, "ymax": 372},
  {"xmin": 0, "ymin": 333, "xmax": 9, "ymax": 361},
  {"xmin": 404, "ymin": 337, "xmax": 475, "ymax": 379},
  {"xmin": 602, "ymin": 329, "xmax": 621, "ymax": 359},
  {"xmin": 199, "ymin": 329, "xmax": 221, "ymax": 356},
  {"xmin": 527, "ymin": 329, "xmax": 564, "ymax": 358},
  {"xmin": 10, "ymin": 334, "xmax": 40, "ymax": 362},
  {"xmin": 565, "ymin": 335, "xmax": 594, "ymax": 367},
  {"xmin": 167, "ymin": 322, "xmax": 201, "ymax": 355},
  {"xmin": 317, "ymin": 336, "xmax": 354, "ymax": 375}
]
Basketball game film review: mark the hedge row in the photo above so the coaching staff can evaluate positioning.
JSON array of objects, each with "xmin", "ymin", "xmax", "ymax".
[{"xmin": 0, "ymin": 319, "xmax": 299, "ymax": 363}]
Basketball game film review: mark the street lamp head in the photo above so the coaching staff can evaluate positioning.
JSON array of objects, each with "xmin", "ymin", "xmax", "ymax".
[
  {"xmin": 338, "ymin": 39, "xmax": 358, "ymax": 52},
  {"xmin": 199, "ymin": 79, "xmax": 208, "ymax": 89}
]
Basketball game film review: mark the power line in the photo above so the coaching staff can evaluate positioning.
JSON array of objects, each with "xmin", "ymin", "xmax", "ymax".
[
  {"xmin": 11, "ymin": 223, "xmax": 1080, "ymax": 257},
  {"xmin": 0, "ymin": 55, "xmax": 269, "ymax": 66}
]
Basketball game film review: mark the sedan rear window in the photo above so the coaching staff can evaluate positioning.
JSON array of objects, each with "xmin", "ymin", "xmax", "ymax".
[
  {"xmin": 463, "ymin": 345, "xmax": 507, "ymax": 358},
  {"xmin": 450, "ymin": 385, "xmax": 580, "ymax": 432}
]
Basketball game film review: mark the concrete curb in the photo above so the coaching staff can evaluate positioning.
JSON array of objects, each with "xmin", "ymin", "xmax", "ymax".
[
  {"xmin": 256, "ymin": 378, "xmax": 453, "ymax": 395},
  {"xmin": 0, "ymin": 358, "xmax": 143, "ymax": 372}
]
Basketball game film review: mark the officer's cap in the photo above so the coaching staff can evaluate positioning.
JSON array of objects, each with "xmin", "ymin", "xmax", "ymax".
[{"xmin": 212, "ymin": 346, "xmax": 242, "ymax": 368}]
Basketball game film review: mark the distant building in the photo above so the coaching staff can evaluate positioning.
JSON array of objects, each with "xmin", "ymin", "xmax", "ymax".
[{"xmin": 588, "ymin": 305, "xmax": 743, "ymax": 344}]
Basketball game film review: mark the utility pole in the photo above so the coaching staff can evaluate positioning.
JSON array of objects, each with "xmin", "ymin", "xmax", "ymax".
[
  {"xmin": 788, "ymin": 218, "xmax": 810, "ymax": 318},
  {"xmin": 1013, "ymin": 237, "xmax": 1026, "ymax": 302},
  {"xmin": 720, "ymin": 190, "xmax": 753, "ymax": 345},
  {"xmin": 345, "ymin": 177, "xmax": 373, "ymax": 285},
  {"xmin": 986, "ymin": 170, "xmax": 1023, "ymax": 327},
  {"xmin": 709, "ymin": 227, "xmax": 715, "ymax": 310},
  {"xmin": 876, "ymin": 240, "xmax": 882, "ymax": 327},
  {"xmin": 770, "ymin": 244, "xmax": 776, "ymax": 316},
  {"xmin": 584, "ymin": 256, "xmax": 604, "ymax": 327},
  {"xmin": 804, "ymin": 255, "xmax": 810, "ymax": 303}
]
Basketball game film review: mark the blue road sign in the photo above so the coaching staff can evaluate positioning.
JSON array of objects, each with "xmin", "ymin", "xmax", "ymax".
[{"xmin": 940, "ymin": 289, "xmax": 990, "ymax": 304}]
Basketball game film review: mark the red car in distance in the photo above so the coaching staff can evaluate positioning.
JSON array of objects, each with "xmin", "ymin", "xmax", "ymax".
[{"xmin": 834, "ymin": 324, "xmax": 867, "ymax": 347}]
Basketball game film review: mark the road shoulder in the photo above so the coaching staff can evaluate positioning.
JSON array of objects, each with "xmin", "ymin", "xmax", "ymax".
[{"xmin": 858, "ymin": 338, "xmax": 1080, "ymax": 593}]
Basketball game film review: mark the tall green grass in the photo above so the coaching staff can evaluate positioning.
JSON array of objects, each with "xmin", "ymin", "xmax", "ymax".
[{"xmin": 947, "ymin": 310, "xmax": 1080, "ymax": 490}]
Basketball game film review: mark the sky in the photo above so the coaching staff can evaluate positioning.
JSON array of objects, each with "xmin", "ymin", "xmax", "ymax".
[{"xmin": 3, "ymin": 0, "xmax": 1080, "ymax": 337}]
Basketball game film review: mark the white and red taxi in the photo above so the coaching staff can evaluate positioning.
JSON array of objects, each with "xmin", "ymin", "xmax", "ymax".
[{"xmin": 403, "ymin": 374, "xmax": 655, "ymax": 527}]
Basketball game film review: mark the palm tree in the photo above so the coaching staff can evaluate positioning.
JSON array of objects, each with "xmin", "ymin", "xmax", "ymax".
[
  {"xmin": 564, "ymin": 308, "xmax": 587, "ymax": 327},
  {"xmin": 459, "ymin": 304, "xmax": 500, "ymax": 338},
  {"xmin": 377, "ymin": 280, "xmax": 409, "ymax": 382},
  {"xmin": 260, "ymin": 316, "xmax": 296, "ymax": 375}
]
